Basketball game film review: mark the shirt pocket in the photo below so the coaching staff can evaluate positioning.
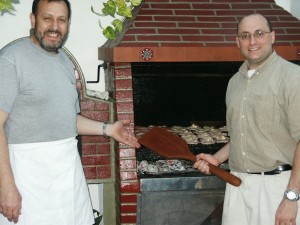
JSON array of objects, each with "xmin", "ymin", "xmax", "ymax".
[{"xmin": 250, "ymin": 95, "xmax": 275, "ymax": 130}]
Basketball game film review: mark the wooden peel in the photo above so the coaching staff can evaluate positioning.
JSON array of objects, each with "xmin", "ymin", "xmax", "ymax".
[{"xmin": 139, "ymin": 127, "xmax": 241, "ymax": 187}]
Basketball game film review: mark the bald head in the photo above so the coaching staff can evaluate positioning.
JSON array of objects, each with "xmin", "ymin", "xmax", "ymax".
[{"xmin": 237, "ymin": 13, "xmax": 273, "ymax": 35}]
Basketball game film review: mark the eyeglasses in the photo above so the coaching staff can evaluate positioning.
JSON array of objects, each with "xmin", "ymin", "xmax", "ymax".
[{"xmin": 238, "ymin": 30, "xmax": 271, "ymax": 41}]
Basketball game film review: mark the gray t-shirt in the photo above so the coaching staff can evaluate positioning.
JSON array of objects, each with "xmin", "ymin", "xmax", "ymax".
[{"xmin": 0, "ymin": 37, "xmax": 80, "ymax": 144}]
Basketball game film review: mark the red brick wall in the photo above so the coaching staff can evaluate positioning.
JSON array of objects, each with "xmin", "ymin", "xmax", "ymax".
[
  {"xmin": 76, "ymin": 63, "xmax": 139, "ymax": 224},
  {"xmin": 118, "ymin": 0, "xmax": 300, "ymax": 47},
  {"xmin": 114, "ymin": 63, "xmax": 140, "ymax": 224},
  {"xmin": 76, "ymin": 78, "xmax": 113, "ymax": 180}
]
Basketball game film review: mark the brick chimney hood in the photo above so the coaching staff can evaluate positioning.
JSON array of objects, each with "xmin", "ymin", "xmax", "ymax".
[{"xmin": 98, "ymin": 0, "xmax": 300, "ymax": 62}]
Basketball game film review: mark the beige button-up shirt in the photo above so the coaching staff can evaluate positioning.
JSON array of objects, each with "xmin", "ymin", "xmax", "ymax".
[{"xmin": 226, "ymin": 51, "xmax": 300, "ymax": 173}]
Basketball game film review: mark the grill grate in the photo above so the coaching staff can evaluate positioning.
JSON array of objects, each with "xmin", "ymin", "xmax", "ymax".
[{"xmin": 136, "ymin": 124, "xmax": 228, "ymax": 178}]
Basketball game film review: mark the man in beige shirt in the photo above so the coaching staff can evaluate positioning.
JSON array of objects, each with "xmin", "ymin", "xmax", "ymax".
[{"xmin": 194, "ymin": 13, "xmax": 300, "ymax": 225}]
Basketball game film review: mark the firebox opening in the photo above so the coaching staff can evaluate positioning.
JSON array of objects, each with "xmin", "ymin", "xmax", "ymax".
[{"xmin": 132, "ymin": 62, "xmax": 242, "ymax": 127}]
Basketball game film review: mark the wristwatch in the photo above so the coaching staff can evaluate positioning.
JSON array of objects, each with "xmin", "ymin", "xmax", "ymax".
[{"xmin": 284, "ymin": 189, "xmax": 299, "ymax": 201}]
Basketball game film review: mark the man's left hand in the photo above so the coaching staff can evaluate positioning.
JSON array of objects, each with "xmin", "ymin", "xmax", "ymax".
[
  {"xmin": 275, "ymin": 199, "xmax": 297, "ymax": 225},
  {"xmin": 106, "ymin": 120, "xmax": 141, "ymax": 148}
]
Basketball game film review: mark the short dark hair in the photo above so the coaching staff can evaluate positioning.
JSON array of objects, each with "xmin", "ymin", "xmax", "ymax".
[
  {"xmin": 237, "ymin": 13, "xmax": 273, "ymax": 34},
  {"xmin": 32, "ymin": 0, "xmax": 71, "ymax": 20}
]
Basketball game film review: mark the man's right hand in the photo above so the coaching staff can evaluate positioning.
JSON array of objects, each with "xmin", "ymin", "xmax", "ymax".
[
  {"xmin": 0, "ymin": 182, "xmax": 22, "ymax": 223},
  {"xmin": 0, "ymin": 109, "xmax": 22, "ymax": 223},
  {"xmin": 193, "ymin": 153, "xmax": 221, "ymax": 174}
]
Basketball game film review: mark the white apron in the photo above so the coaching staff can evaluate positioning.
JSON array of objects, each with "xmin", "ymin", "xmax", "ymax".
[{"xmin": 0, "ymin": 138, "xmax": 94, "ymax": 225}]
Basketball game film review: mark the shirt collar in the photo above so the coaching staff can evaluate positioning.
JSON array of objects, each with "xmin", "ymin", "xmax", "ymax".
[{"xmin": 239, "ymin": 51, "xmax": 278, "ymax": 79}]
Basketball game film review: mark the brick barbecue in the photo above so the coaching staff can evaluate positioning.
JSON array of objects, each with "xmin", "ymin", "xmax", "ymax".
[{"xmin": 78, "ymin": 0, "xmax": 300, "ymax": 224}]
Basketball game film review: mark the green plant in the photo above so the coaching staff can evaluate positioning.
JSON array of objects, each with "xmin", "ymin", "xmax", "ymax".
[
  {"xmin": 91, "ymin": 0, "xmax": 142, "ymax": 40},
  {"xmin": 93, "ymin": 209, "xmax": 103, "ymax": 225},
  {"xmin": 0, "ymin": 0, "xmax": 19, "ymax": 15}
]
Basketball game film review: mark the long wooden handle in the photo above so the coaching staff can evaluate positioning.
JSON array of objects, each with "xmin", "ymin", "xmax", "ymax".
[{"xmin": 208, "ymin": 163, "xmax": 241, "ymax": 187}]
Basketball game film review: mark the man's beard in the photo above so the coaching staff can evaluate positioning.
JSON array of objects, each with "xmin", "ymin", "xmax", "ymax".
[{"xmin": 33, "ymin": 28, "xmax": 68, "ymax": 53}]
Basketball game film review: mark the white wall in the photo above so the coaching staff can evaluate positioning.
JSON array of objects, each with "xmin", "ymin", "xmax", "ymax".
[
  {"xmin": 0, "ymin": 0, "xmax": 112, "ymax": 92},
  {"xmin": 275, "ymin": 0, "xmax": 290, "ymax": 12},
  {"xmin": 89, "ymin": 184, "xmax": 104, "ymax": 225},
  {"xmin": 275, "ymin": 0, "xmax": 300, "ymax": 20},
  {"xmin": 291, "ymin": 0, "xmax": 300, "ymax": 20}
]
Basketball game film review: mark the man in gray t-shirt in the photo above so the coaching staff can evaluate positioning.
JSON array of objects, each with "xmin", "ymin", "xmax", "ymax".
[
  {"xmin": 0, "ymin": 37, "xmax": 80, "ymax": 144},
  {"xmin": 0, "ymin": 0, "xmax": 140, "ymax": 224}
]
